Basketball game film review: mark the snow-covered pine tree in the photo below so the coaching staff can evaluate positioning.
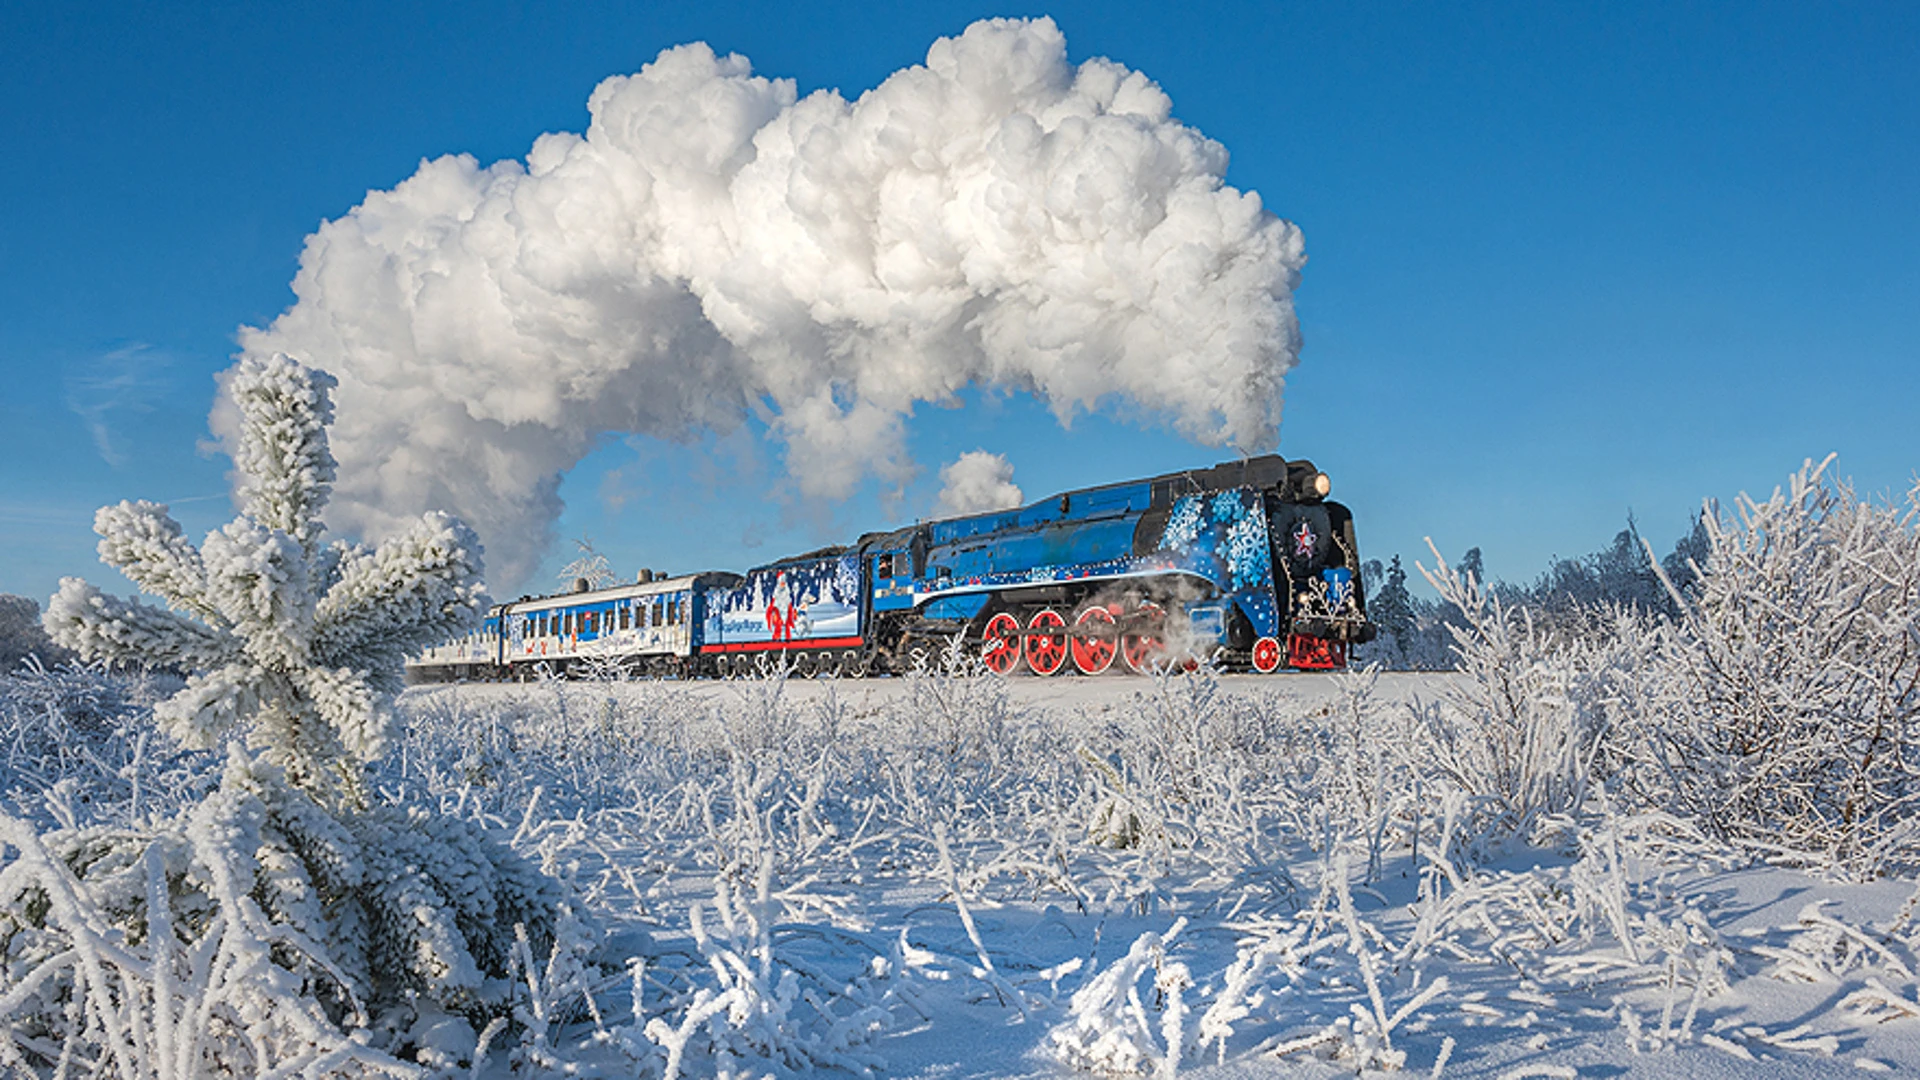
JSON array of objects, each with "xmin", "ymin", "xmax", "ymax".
[
  {"xmin": 6, "ymin": 354, "xmax": 567, "ymax": 1075},
  {"xmin": 43, "ymin": 353, "xmax": 485, "ymax": 807}
]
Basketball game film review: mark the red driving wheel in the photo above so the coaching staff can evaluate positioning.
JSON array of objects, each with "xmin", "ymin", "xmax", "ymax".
[
  {"xmin": 981, "ymin": 612, "xmax": 1021, "ymax": 675},
  {"xmin": 1024, "ymin": 609, "xmax": 1069, "ymax": 675},
  {"xmin": 1251, "ymin": 635, "xmax": 1283, "ymax": 673},
  {"xmin": 1071, "ymin": 607, "xmax": 1118, "ymax": 675},
  {"xmin": 1121, "ymin": 601, "xmax": 1167, "ymax": 674}
]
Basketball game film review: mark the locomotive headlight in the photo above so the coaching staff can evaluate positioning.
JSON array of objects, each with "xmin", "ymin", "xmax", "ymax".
[{"xmin": 1311, "ymin": 472, "xmax": 1332, "ymax": 498}]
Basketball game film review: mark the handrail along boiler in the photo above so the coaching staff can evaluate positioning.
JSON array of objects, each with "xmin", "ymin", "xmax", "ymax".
[{"xmin": 404, "ymin": 454, "xmax": 1374, "ymax": 681}]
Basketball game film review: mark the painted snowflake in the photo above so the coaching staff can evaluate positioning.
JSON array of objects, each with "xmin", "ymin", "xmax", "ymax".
[
  {"xmin": 1160, "ymin": 495, "xmax": 1207, "ymax": 553},
  {"xmin": 1224, "ymin": 512, "xmax": 1270, "ymax": 591},
  {"xmin": 1211, "ymin": 491, "xmax": 1246, "ymax": 524}
]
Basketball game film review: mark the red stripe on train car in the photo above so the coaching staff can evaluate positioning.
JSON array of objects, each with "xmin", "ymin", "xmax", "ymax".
[{"xmin": 701, "ymin": 637, "xmax": 865, "ymax": 654}]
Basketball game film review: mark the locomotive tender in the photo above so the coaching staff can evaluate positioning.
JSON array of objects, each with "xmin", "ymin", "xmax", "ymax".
[{"xmin": 405, "ymin": 454, "xmax": 1374, "ymax": 682}]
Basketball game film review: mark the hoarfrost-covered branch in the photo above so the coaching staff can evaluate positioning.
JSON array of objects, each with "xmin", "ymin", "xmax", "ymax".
[
  {"xmin": 44, "ymin": 578, "xmax": 233, "ymax": 672},
  {"xmin": 90, "ymin": 501, "xmax": 217, "ymax": 624},
  {"xmin": 218, "ymin": 351, "xmax": 337, "ymax": 555}
]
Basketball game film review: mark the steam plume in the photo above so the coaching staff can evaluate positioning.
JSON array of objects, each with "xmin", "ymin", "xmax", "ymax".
[
  {"xmin": 936, "ymin": 451, "xmax": 1025, "ymax": 518},
  {"xmin": 230, "ymin": 17, "xmax": 1305, "ymax": 587}
]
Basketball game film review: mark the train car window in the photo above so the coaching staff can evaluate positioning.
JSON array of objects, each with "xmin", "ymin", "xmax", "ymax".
[{"xmin": 876, "ymin": 554, "xmax": 893, "ymax": 578}]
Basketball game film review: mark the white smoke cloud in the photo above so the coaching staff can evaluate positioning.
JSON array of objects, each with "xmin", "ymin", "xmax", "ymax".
[
  {"xmin": 229, "ymin": 17, "xmax": 1305, "ymax": 588},
  {"xmin": 936, "ymin": 451, "xmax": 1025, "ymax": 517}
]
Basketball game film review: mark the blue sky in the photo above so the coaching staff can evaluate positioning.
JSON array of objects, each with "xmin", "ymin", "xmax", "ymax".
[{"xmin": 3, "ymin": 0, "xmax": 1915, "ymax": 605}]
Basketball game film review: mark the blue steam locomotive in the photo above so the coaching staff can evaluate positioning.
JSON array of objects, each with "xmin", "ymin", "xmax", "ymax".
[{"xmin": 405, "ymin": 454, "xmax": 1374, "ymax": 681}]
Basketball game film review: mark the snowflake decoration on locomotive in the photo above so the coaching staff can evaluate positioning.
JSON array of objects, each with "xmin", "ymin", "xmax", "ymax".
[{"xmin": 1157, "ymin": 491, "xmax": 1270, "ymax": 584}]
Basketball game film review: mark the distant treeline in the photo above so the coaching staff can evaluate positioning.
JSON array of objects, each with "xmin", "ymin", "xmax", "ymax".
[
  {"xmin": 1356, "ymin": 513, "xmax": 1712, "ymax": 670},
  {"xmin": 0, "ymin": 594, "xmax": 73, "ymax": 673}
]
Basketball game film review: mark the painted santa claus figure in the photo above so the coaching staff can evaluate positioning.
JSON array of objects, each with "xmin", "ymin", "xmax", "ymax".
[{"xmin": 766, "ymin": 571, "xmax": 797, "ymax": 642}]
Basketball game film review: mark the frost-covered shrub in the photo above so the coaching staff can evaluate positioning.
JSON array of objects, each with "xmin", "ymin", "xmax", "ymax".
[
  {"xmin": 1611, "ymin": 458, "xmax": 1920, "ymax": 877},
  {"xmin": 0, "ymin": 793, "xmax": 416, "ymax": 1079},
  {"xmin": 1414, "ymin": 545, "xmax": 1604, "ymax": 849},
  {"xmin": 0, "ymin": 661, "xmax": 204, "ymax": 831},
  {"xmin": 0, "ymin": 748, "xmax": 562, "ymax": 1075}
]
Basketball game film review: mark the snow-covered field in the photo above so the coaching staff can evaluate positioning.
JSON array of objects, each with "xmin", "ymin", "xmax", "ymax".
[
  {"xmin": 10, "ymin": 648, "xmax": 1920, "ymax": 1078},
  {"xmin": 375, "ymin": 663, "xmax": 1920, "ymax": 1078}
]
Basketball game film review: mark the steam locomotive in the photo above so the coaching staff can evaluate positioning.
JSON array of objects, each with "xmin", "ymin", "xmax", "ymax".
[{"xmin": 406, "ymin": 454, "xmax": 1374, "ymax": 681}]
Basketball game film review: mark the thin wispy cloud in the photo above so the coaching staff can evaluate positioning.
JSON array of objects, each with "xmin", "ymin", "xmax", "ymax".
[
  {"xmin": 0, "ymin": 502, "xmax": 91, "ymax": 528},
  {"xmin": 65, "ymin": 344, "xmax": 171, "ymax": 467}
]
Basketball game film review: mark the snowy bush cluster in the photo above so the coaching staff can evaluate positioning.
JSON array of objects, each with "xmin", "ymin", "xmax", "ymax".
[
  {"xmin": 1413, "ymin": 457, "xmax": 1920, "ymax": 878},
  {"xmin": 372, "ymin": 620, "xmax": 1919, "ymax": 1077}
]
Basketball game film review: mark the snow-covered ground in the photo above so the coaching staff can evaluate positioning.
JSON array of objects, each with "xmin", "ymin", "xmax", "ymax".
[{"xmin": 364, "ymin": 666, "xmax": 1920, "ymax": 1078}]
